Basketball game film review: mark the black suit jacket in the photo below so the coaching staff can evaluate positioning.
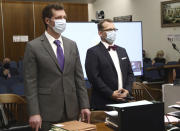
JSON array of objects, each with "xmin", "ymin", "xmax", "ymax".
[{"xmin": 85, "ymin": 42, "xmax": 134, "ymax": 110}]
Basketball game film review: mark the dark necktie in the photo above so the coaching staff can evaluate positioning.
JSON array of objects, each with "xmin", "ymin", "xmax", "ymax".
[
  {"xmin": 54, "ymin": 40, "xmax": 64, "ymax": 71},
  {"xmin": 108, "ymin": 45, "xmax": 117, "ymax": 51}
]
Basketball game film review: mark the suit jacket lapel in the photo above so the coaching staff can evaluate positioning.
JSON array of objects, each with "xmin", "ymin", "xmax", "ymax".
[
  {"xmin": 99, "ymin": 42, "xmax": 117, "ymax": 76},
  {"xmin": 116, "ymin": 47, "xmax": 124, "ymax": 82},
  {"xmin": 40, "ymin": 33, "xmax": 62, "ymax": 72},
  {"xmin": 62, "ymin": 36, "xmax": 69, "ymax": 73}
]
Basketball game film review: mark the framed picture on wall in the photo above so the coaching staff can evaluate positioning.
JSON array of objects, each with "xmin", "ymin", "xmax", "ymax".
[{"xmin": 161, "ymin": 0, "xmax": 180, "ymax": 27}]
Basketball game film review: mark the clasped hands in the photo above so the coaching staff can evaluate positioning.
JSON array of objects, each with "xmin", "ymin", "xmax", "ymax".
[{"xmin": 112, "ymin": 88, "xmax": 129, "ymax": 101}]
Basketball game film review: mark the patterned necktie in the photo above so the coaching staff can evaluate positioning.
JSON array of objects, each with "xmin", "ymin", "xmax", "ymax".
[{"xmin": 54, "ymin": 40, "xmax": 64, "ymax": 71}]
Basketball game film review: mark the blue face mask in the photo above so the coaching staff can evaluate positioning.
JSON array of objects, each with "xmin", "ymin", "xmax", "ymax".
[
  {"xmin": 53, "ymin": 19, "xmax": 66, "ymax": 34},
  {"xmin": 105, "ymin": 31, "xmax": 116, "ymax": 44}
]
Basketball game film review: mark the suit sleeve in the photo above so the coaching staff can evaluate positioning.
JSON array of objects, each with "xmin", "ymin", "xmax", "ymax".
[
  {"xmin": 85, "ymin": 49, "xmax": 114, "ymax": 99},
  {"xmin": 124, "ymin": 50, "xmax": 135, "ymax": 94},
  {"xmin": 74, "ymin": 43, "xmax": 90, "ymax": 109},
  {"xmin": 23, "ymin": 43, "xmax": 40, "ymax": 116}
]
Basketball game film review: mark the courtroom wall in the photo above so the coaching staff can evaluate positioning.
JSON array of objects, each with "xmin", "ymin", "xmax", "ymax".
[
  {"xmin": 88, "ymin": 0, "xmax": 180, "ymax": 62},
  {"xmin": 0, "ymin": 0, "xmax": 88, "ymax": 61}
]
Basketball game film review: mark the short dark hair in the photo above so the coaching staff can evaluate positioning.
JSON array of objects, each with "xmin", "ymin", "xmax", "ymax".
[
  {"xmin": 42, "ymin": 4, "xmax": 64, "ymax": 29},
  {"xmin": 97, "ymin": 19, "xmax": 113, "ymax": 31}
]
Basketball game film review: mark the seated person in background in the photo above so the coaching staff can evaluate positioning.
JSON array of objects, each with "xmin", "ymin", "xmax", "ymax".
[
  {"xmin": 152, "ymin": 50, "xmax": 166, "ymax": 64},
  {"xmin": 173, "ymin": 59, "xmax": 180, "ymax": 82},
  {"xmin": 1, "ymin": 57, "xmax": 11, "ymax": 79},
  {"xmin": 143, "ymin": 50, "xmax": 151, "ymax": 64},
  {"xmin": 85, "ymin": 19, "xmax": 134, "ymax": 110}
]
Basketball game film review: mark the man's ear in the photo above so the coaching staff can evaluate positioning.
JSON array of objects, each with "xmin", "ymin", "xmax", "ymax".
[
  {"xmin": 98, "ymin": 31, "xmax": 103, "ymax": 37},
  {"xmin": 45, "ymin": 17, "xmax": 50, "ymax": 25},
  {"xmin": 99, "ymin": 31, "xmax": 106, "ymax": 38}
]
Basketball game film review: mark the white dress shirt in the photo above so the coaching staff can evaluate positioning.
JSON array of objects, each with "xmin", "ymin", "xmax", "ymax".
[
  {"xmin": 102, "ymin": 41, "xmax": 123, "ymax": 89},
  {"xmin": 45, "ymin": 31, "xmax": 64, "ymax": 57}
]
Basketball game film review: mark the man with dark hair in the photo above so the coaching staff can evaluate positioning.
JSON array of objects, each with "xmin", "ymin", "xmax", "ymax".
[
  {"xmin": 85, "ymin": 19, "xmax": 134, "ymax": 110},
  {"xmin": 23, "ymin": 4, "xmax": 90, "ymax": 131}
]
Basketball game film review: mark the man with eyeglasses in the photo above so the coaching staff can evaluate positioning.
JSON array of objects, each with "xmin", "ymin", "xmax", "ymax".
[
  {"xmin": 85, "ymin": 19, "xmax": 134, "ymax": 110},
  {"xmin": 23, "ymin": 4, "xmax": 90, "ymax": 131}
]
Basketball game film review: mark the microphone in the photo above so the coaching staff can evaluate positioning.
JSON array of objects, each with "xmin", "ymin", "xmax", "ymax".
[
  {"xmin": 172, "ymin": 43, "xmax": 176, "ymax": 50},
  {"xmin": 135, "ymin": 82, "xmax": 156, "ymax": 101},
  {"xmin": 171, "ymin": 43, "xmax": 180, "ymax": 54}
]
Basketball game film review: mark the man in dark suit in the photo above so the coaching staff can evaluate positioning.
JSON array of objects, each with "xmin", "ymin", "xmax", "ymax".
[
  {"xmin": 85, "ymin": 19, "xmax": 134, "ymax": 110},
  {"xmin": 23, "ymin": 4, "xmax": 90, "ymax": 131}
]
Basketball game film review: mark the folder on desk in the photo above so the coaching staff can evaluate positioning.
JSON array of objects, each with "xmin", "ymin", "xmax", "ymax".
[{"xmin": 51, "ymin": 121, "xmax": 96, "ymax": 131}]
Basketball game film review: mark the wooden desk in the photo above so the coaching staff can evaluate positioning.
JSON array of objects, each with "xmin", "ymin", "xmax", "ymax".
[
  {"xmin": 163, "ymin": 64, "xmax": 180, "ymax": 83},
  {"xmin": 95, "ymin": 123, "xmax": 113, "ymax": 131},
  {"xmin": 147, "ymin": 64, "xmax": 180, "ymax": 83}
]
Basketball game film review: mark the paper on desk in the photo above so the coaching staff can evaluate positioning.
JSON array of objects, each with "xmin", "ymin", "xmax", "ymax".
[
  {"xmin": 106, "ymin": 100, "xmax": 153, "ymax": 108},
  {"xmin": 164, "ymin": 115, "xmax": 179, "ymax": 123},
  {"xmin": 168, "ymin": 104, "xmax": 180, "ymax": 109},
  {"xmin": 53, "ymin": 124, "xmax": 64, "ymax": 127},
  {"xmin": 105, "ymin": 110, "xmax": 118, "ymax": 117}
]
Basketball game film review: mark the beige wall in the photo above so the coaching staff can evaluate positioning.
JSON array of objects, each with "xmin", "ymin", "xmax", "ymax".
[{"xmin": 88, "ymin": 0, "xmax": 180, "ymax": 62}]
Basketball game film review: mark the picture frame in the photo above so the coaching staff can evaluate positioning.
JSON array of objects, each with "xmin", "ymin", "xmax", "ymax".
[{"xmin": 161, "ymin": 0, "xmax": 180, "ymax": 27}]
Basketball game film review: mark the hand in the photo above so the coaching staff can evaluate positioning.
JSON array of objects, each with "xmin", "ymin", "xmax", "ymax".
[
  {"xmin": 112, "ymin": 90, "xmax": 122, "ymax": 100},
  {"xmin": 112, "ymin": 89, "xmax": 129, "ymax": 100},
  {"xmin": 176, "ymin": 101, "xmax": 180, "ymax": 105},
  {"xmin": 81, "ymin": 109, "xmax": 91, "ymax": 123},
  {"xmin": 29, "ymin": 115, "xmax": 42, "ymax": 131},
  {"xmin": 152, "ymin": 60, "xmax": 155, "ymax": 65},
  {"xmin": 3, "ymin": 69, "xmax": 9, "ymax": 75},
  {"xmin": 118, "ymin": 89, "xmax": 129, "ymax": 98}
]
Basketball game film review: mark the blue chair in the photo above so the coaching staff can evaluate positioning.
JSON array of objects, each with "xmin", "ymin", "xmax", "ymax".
[
  {"xmin": 0, "ymin": 84, "xmax": 8, "ymax": 94},
  {"xmin": 143, "ymin": 63, "xmax": 152, "ymax": 81},
  {"xmin": 143, "ymin": 62, "xmax": 165, "ymax": 82},
  {"xmin": 10, "ymin": 82, "xmax": 24, "ymax": 96},
  {"xmin": 10, "ymin": 61, "xmax": 17, "ymax": 69},
  {"xmin": 149, "ymin": 63, "xmax": 165, "ymax": 82},
  {"xmin": 166, "ymin": 61, "xmax": 178, "ymax": 65},
  {"xmin": 17, "ymin": 60, "xmax": 24, "ymax": 82},
  {"xmin": 153, "ymin": 63, "xmax": 165, "ymax": 78},
  {"xmin": 0, "ymin": 77, "xmax": 8, "ymax": 94}
]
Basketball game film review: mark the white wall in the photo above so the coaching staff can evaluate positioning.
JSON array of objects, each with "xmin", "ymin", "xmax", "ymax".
[{"xmin": 88, "ymin": 0, "xmax": 180, "ymax": 62}]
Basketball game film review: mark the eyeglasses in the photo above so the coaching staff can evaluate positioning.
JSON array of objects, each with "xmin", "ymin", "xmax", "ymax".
[{"xmin": 101, "ymin": 28, "xmax": 118, "ymax": 32}]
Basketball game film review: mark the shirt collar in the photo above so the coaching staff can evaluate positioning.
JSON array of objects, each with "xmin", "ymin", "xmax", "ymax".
[
  {"xmin": 45, "ymin": 31, "xmax": 63, "ymax": 45},
  {"xmin": 101, "ymin": 40, "xmax": 114, "ymax": 49}
]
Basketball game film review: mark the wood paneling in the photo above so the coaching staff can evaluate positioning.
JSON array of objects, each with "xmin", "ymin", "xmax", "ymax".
[
  {"xmin": 64, "ymin": 3, "xmax": 88, "ymax": 22},
  {"xmin": 0, "ymin": 0, "xmax": 4, "ymax": 61},
  {"xmin": 34, "ymin": 1, "xmax": 53, "ymax": 37},
  {"xmin": 2, "ymin": 0, "xmax": 34, "ymax": 61},
  {"xmin": 1, "ymin": 1, "xmax": 88, "ymax": 61},
  {"xmin": 34, "ymin": 2, "xmax": 88, "ymax": 37}
]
